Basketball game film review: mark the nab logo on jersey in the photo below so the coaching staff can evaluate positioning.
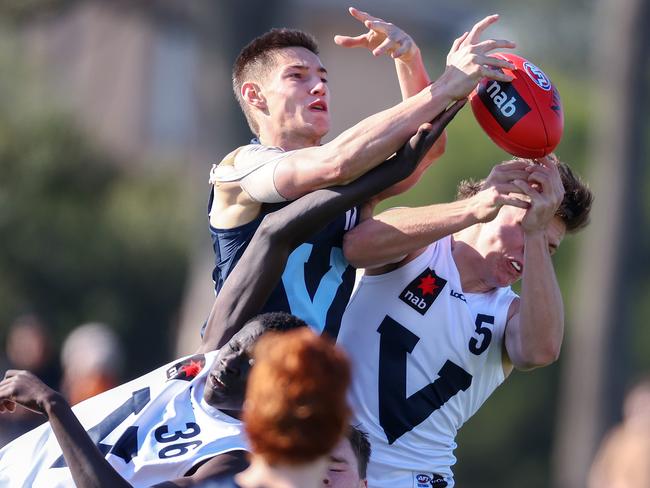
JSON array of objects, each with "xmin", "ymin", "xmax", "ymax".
[
  {"xmin": 166, "ymin": 354, "xmax": 206, "ymax": 381},
  {"xmin": 399, "ymin": 268, "xmax": 447, "ymax": 316}
]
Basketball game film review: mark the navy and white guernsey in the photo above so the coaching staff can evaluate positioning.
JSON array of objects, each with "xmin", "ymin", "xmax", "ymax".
[{"xmin": 209, "ymin": 197, "xmax": 359, "ymax": 339}]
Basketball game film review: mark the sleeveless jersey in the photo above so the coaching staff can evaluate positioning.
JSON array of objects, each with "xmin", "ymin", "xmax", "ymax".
[
  {"xmin": 208, "ymin": 144, "xmax": 360, "ymax": 338},
  {"xmin": 337, "ymin": 236, "xmax": 517, "ymax": 488},
  {"xmin": 0, "ymin": 351, "xmax": 247, "ymax": 488}
]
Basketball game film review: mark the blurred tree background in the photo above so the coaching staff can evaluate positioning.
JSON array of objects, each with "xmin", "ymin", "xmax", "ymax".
[{"xmin": 0, "ymin": 1, "xmax": 648, "ymax": 487}]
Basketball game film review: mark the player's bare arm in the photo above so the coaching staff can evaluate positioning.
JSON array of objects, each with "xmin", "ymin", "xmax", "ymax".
[
  {"xmin": 203, "ymin": 101, "xmax": 466, "ymax": 350},
  {"xmin": 273, "ymin": 15, "xmax": 514, "ymax": 197},
  {"xmin": 503, "ymin": 156, "xmax": 566, "ymax": 372},
  {"xmin": 0, "ymin": 370, "xmax": 133, "ymax": 488},
  {"xmin": 334, "ymin": 7, "xmax": 431, "ymax": 98},
  {"xmin": 343, "ymin": 159, "xmax": 531, "ymax": 270},
  {"xmin": 334, "ymin": 7, "xmax": 451, "ymax": 202}
]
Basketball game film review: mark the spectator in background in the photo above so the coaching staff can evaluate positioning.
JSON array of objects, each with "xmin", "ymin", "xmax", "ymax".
[
  {"xmin": 60, "ymin": 322, "xmax": 123, "ymax": 404},
  {"xmin": 589, "ymin": 377, "xmax": 650, "ymax": 488},
  {"xmin": 0, "ymin": 314, "xmax": 60, "ymax": 447}
]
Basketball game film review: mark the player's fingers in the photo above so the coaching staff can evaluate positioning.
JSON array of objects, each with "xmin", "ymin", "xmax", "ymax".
[
  {"xmin": 465, "ymin": 14, "xmax": 500, "ymax": 44},
  {"xmin": 334, "ymin": 34, "xmax": 369, "ymax": 48},
  {"xmin": 499, "ymin": 195, "xmax": 531, "ymax": 209},
  {"xmin": 365, "ymin": 19, "xmax": 391, "ymax": 36},
  {"xmin": 493, "ymin": 182, "xmax": 529, "ymax": 195},
  {"xmin": 512, "ymin": 179, "xmax": 543, "ymax": 203},
  {"xmin": 349, "ymin": 7, "xmax": 381, "ymax": 24},
  {"xmin": 474, "ymin": 39, "xmax": 516, "ymax": 54},
  {"xmin": 478, "ymin": 54, "xmax": 516, "ymax": 71},
  {"xmin": 391, "ymin": 40, "xmax": 414, "ymax": 59},
  {"xmin": 479, "ymin": 65, "xmax": 514, "ymax": 83},
  {"xmin": 451, "ymin": 32, "xmax": 469, "ymax": 52},
  {"xmin": 373, "ymin": 37, "xmax": 396, "ymax": 57}
]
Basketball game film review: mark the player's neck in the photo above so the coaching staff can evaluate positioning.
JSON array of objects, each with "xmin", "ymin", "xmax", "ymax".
[
  {"xmin": 258, "ymin": 131, "xmax": 320, "ymax": 151},
  {"xmin": 451, "ymin": 232, "xmax": 494, "ymax": 294},
  {"xmin": 236, "ymin": 455, "xmax": 328, "ymax": 488},
  {"xmin": 218, "ymin": 408, "xmax": 242, "ymax": 420}
]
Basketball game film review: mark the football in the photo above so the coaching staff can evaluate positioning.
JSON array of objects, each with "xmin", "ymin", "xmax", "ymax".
[{"xmin": 469, "ymin": 52, "xmax": 563, "ymax": 158}]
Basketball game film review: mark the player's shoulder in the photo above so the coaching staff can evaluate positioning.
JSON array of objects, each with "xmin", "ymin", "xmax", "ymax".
[{"xmin": 212, "ymin": 143, "xmax": 286, "ymax": 184}]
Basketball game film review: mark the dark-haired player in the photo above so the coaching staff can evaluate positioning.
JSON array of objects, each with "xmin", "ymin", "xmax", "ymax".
[
  {"xmin": 207, "ymin": 10, "xmax": 516, "ymax": 342},
  {"xmin": 0, "ymin": 99, "xmax": 463, "ymax": 487},
  {"xmin": 338, "ymin": 155, "xmax": 593, "ymax": 487},
  {"xmin": 323, "ymin": 425, "xmax": 372, "ymax": 488}
]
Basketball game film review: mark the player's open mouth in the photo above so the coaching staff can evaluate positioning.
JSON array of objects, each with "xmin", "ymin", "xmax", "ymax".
[
  {"xmin": 211, "ymin": 374, "xmax": 228, "ymax": 391},
  {"xmin": 510, "ymin": 260, "xmax": 522, "ymax": 273},
  {"xmin": 309, "ymin": 100, "xmax": 327, "ymax": 112}
]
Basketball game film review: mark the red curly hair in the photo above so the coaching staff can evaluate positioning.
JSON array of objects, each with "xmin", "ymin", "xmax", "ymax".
[{"xmin": 243, "ymin": 328, "xmax": 350, "ymax": 465}]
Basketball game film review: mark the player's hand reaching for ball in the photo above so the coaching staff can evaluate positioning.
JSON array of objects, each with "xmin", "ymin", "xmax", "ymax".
[
  {"xmin": 334, "ymin": 7, "xmax": 419, "ymax": 62},
  {"xmin": 0, "ymin": 370, "xmax": 61, "ymax": 415},
  {"xmin": 442, "ymin": 14, "xmax": 516, "ymax": 100},
  {"xmin": 513, "ymin": 155, "xmax": 565, "ymax": 234}
]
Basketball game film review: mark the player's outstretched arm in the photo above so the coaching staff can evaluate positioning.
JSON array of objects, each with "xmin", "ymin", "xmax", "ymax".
[
  {"xmin": 200, "ymin": 100, "xmax": 466, "ymax": 352},
  {"xmin": 0, "ymin": 370, "xmax": 133, "ymax": 488},
  {"xmin": 343, "ymin": 159, "xmax": 531, "ymax": 270},
  {"xmin": 333, "ymin": 7, "xmax": 448, "ymax": 201},
  {"xmin": 264, "ymin": 15, "xmax": 513, "ymax": 201},
  {"xmin": 504, "ymin": 157, "xmax": 566, "ymax": 371},
  {"xmin": 334, "ymin": 7, "xmax": 431, "ymax": 99}
]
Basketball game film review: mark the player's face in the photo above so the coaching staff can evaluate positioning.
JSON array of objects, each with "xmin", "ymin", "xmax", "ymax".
[
  {"xmin": 261, "ymin": 47, "xmax": 330, "ymax": 147},
  {"xmin": 203, "ymin": 320, "xmax": 264, "ymax": 411},
  {"xmin": 322, "ymin": 437, "xmax": 366, "ymax": 488},
  {"xmin": 475, "ymin": 206, "xmax": 566, "ymax": 288}
]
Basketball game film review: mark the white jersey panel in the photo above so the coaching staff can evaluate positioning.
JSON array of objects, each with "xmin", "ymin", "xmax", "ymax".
[
  {"xmin": 0, "ymin": 351, "xmax": 247, "ymax": 488},
  {"xmin": 338, "ymin": 236, "xmax": 517, "ymax": 486}
]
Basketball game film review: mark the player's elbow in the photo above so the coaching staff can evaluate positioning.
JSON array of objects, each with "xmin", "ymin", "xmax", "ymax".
[
  {"xmin": 256, "ymin": 211, "xmax": 287, "ymax": 245},
  {"xmin": 342, "ymin": 230, "xmax": 368, "ymax": 268},
  {"xmin": 515, "ymin": 343, "xmax": 561, "ymax": 370}
]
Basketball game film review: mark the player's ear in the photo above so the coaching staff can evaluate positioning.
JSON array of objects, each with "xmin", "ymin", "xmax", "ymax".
[{"xmin": 242, "ymin": 82, "xmax": 267, "ymax": 111}]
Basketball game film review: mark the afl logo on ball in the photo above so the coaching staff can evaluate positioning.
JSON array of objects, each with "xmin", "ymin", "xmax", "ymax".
[{"xmin": 523, "ymin": 61, "xmax": 552, "ymax": 91}]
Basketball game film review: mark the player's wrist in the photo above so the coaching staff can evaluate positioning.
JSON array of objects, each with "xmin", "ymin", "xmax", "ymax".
[{"xmin": 41, "ymin": 390, "xmax": 69, "ymax": 418}]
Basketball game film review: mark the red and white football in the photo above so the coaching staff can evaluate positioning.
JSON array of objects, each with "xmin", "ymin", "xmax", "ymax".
[{"xmin": 469, "ymin": 53, "xmax": 563, "ymax": 158}]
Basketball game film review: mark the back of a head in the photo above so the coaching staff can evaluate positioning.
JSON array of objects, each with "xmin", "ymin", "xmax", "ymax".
[
  {"xmin": 243, "ymin": 328, "xmax": 350, "ymax": 466},
  {"xmin": 232, "ymin": 28, "xmax": 319, "ymax": 135}
]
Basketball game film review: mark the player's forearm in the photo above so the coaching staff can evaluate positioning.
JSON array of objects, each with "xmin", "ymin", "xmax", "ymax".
[
  {"xmin": 323, "ymin": 81, "xmax": 453, "ymax": 185},
  {"xmin": 511, "ymin": 232, "xmax": 564, "ymax": 368},
  {"xmin": 43, "ymin": 394, "xmax": 133, "ymax": 488},
  {"xmin": 395, "ymin": 49, "xmax": 431, "ymax": 100},
  {"xmin": 344, "ymin": 199, "xmax": 479, "ymax": 269}
]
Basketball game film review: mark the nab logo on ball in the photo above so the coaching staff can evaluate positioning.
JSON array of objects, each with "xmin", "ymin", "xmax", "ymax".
[
  {"xmin": 477, "ymin": 80, "xmax": 531, "ymax": 132},
  {"xmin": 523, "ymin": 61, "xmax": 552, "ymax": 91},
  {"xmin": 470, "ymin": 52, "xmax": 564, "ymax": 158},
  {"xmin": 399, "ymin": 268, "xmax": 447, "ymax": 316}
]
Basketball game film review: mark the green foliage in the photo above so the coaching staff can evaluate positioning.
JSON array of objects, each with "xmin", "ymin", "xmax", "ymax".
[{"xmin": 0, "ymin": 105, "xmax": 191, "ymax": 375}]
